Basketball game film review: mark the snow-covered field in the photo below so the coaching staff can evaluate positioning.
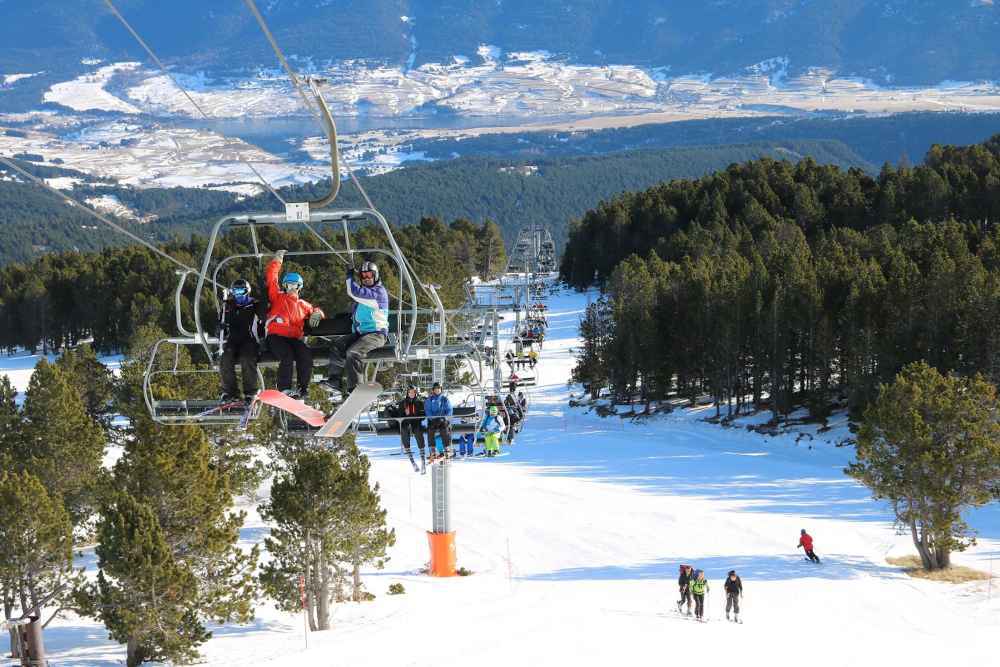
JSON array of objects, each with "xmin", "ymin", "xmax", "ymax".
[
  {"xmin": 3, "ymin": 287, "xmax": 997, "ymax": 666},
  {"xmin": 5, "ymin": 50, "xmax": 1000, "ymax": 194},
  {"xmin": 0, "ymin": 119, "xmax": 325, "ymax": 191},
  {"xmin": 46, "ymin": 54, "xmax": 1000, "ymax": 121}
]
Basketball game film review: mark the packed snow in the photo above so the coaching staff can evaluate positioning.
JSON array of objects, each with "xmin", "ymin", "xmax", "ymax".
[{"xmin": 2, "ymin": 286, "xmax": 997, "ymax": 666}]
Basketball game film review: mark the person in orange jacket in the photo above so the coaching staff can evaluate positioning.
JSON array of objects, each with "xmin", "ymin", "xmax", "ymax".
[
  {"xmin": 264, "ymin": 250, "xmax": 324, "ymax": 398},
  {"xmin": 798, "ymin": 529, "xmax": 821, "ymax": 563}
]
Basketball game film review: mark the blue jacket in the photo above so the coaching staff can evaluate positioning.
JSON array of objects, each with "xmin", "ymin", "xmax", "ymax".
[
  {"xmin": 479, "ymin": 413, "xmax": 505, "ymax": 433},
  {"xmin": 347, "ymin": 274, "xmax": 389, "ymax": 335},
  {"xmin": 424, "ymin": 393, "xmax": 453, "ymax": 419}
]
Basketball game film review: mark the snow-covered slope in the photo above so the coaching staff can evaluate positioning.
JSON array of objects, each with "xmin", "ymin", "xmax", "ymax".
[{"xmin": 5, "ymin": 288, "xmax": 998, "ymax": 666}]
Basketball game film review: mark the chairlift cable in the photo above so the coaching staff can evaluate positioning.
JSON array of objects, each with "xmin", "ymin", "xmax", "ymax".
[
  {"xmin": 242, "ymin": 0, "xmax": 320, "ymax": 120},
  {"xmin": 242, "ymin": 0, "xmax": 443, "ymax": 309},
  {"xmin": 0, "ymin": 156, "xmax": 218, "ymax": 286},
  {"xmin": 102, "ymin": 0, "xmax": 288, "ymax": 206}
]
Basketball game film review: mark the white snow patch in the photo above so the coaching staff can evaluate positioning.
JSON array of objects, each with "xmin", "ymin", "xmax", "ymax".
[
  {"xmin": 83, "ymin": 194, "xmax": 155, "ymax": 223},
  {"xmin": 43, "ymin": 62, "xmax": 143, "ymax": 114},
  {"xmin": 44, "ymin": 176, "xmax": 82, "ymax": 189},
  {"xmin": 2, "ymin": 72, "xmax": 41, "ymax": 86},
  {"xmin": 477, "ymin": 44, "xmax": 503, "ymax": 62}
]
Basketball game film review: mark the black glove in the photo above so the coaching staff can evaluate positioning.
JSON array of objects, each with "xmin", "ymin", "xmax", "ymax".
[{"xmin": 346, "ymin": 266, "xmax": 353, "ymax": 279}]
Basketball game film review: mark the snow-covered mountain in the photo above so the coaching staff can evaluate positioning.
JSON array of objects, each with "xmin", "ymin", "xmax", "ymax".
[{"xmin": 1, "ymin": 0, "xmax": 998, "ymax": 86}]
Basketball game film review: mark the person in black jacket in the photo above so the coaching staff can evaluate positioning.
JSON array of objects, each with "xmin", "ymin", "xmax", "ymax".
[
  {"xmin": 219, "ymin": 278, "xmax": 267, "ymax": 403},
  {"xmin": 393, "ymin": 386, "xmax": 426, "ymax": 473},
  {"xmin": 724, "ymin": 570, "xmax": 743, "ymax": 622},
  {"xmin": 676, "ymin": 564, "xmax": 694, "ymax": 616},
  {"xmin": 504, "ymin": 393, "xmax": 523, "ymax": 444}
]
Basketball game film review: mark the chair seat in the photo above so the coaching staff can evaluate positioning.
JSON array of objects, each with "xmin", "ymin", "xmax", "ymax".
[{"xmin": 258, "ymin": 343, "xmax": 396, "ymax": 366}]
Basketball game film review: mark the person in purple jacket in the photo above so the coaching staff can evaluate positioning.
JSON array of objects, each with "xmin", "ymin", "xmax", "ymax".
[{"xmin": 320, "ymin": 261, "xmax": 389, "ymax": 395}]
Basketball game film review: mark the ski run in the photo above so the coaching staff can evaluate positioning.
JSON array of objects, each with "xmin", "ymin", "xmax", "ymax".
[{"xmin": 3, "ymin": 286, "xmax": 998, "ymax": 666}]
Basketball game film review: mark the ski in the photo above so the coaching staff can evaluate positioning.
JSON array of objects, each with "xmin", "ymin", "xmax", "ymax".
[{"xmin": 194, "ymin": 400, "xmax": 245, "ymax": 419}]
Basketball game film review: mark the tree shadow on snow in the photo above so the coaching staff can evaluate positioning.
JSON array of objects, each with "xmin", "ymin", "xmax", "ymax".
[
  {"xmin": 522, "ymin": 553, "xmax": 899, "ymax": 583},
  {"xmin": 41, "ymin": 624, "xmax": 121, "ymax": 666}
]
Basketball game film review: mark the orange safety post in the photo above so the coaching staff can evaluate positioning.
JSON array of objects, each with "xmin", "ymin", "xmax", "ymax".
[{"xmin": 427, "ymin": 531, "xmax": 457, "ymax": 577}]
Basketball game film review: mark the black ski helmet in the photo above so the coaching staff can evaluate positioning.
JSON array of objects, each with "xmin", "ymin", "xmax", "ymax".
[
  {"xmin": 359, "ymin": 260, "xmax": 380, "ymax": 283},
  {"xmin": 801, "ymin": 528, "xmax": 807, "ymax": 535}
]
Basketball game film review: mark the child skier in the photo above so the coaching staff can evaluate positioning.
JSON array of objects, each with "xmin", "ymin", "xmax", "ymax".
[
  {"xmin": 479, "ymin": 405, "xmax": 506, "ymax": 457},
  {"xmin": 690, "ymin": 569, "xmax": 709, "ymax": 621},
  {"xmin": 724, "ymin": 570, "xmax": 743, "ymax": 622},
  {"xmin": 798, "ymin": 529, "xmax": 821, "ymax": 563},
  {"xmin": 676, "ymin": 564, "xmax": 694, "ymax": 616}
]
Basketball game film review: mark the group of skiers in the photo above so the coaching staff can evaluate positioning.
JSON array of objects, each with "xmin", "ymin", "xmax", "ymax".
[
  {"xmin": 389, "ymin": 386, "xmax": 527, "ymax": 473},
  {"xmin": 217, "ymin": 249, "xmax": 389, "ymax": 403},
  {"xmin": 677, "ymin": 566, "xmax": 743, "ymax": 623},
  {"xmin": 675, "ymin": 530, "xmax": 820, "ymax": 623}
]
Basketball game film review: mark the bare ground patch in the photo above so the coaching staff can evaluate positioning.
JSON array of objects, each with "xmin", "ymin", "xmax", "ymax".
[{"xmin": 886, "ymin": 555, "xmax": 992, "ymax": 583}]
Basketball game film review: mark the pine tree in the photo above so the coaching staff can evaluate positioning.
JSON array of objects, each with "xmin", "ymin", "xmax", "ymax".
[
  {"xmin": 338, "ymin": 443, "xmax": 395, "ymax": 601},
  {"xmin": 92, "ymin": 492, "xmax": 206, "ymax": 667},
  {"xmin": 259, "ymin": 439, "xmax": 392, "ymax": 629},
  {"xmin": 54, "ymin": 343, "xmax": 114, "ymax": 426},
  {"xmin": 849, "ymin": 362, "xmax": 1000, "ymax": 570},
  {"xmin": 113, "ymin": 415, "xmax": 258, "ymax": 625},
  {"xmin": 0, "ymin": 375, "xmax": 18, "ymax": 469},
  {"xmin": 18, "ymin": 359, "xmax": 105, "ymax": 525},
  {"xmin": 0, "ymin": 471, "xmax": 76, "ymax": 657}
]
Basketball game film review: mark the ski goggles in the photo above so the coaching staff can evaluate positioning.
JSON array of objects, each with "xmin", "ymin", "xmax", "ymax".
[
  {"xmin": 359, "ymin": 270, "xmax": 376, "ymax": 280},
  {"xmin": 231, "ymin": 286, "xmax": 250, "ymax": 297}
]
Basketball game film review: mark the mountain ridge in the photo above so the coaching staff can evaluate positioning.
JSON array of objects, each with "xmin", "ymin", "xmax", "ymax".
[{"xmin": 1, "ymin": 1, "xmax": 997, "ymax": 86}]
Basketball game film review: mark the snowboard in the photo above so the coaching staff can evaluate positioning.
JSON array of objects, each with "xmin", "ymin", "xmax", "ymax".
[
  {"xmin": 315, "ymin": 382, "xmax": 383, "ymax": 438},
  {"xmin": 256, "ymin": 389, "xmax": 327, "ymax": 428}
]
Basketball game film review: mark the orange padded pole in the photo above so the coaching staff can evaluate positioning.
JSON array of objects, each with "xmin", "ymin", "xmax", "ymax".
[{"xmin": 427, "ymin": 531, "xmax": 457, "ymax": 577}]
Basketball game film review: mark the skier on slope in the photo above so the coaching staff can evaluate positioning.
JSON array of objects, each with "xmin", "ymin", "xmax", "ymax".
[
  {"xmin": 265, "ymin": 250, "xmax": 324, "ymax": 398},
  {"xmin": 321, "ymin": 261, "xmax": 389, "ymax": 396},
  {"xmin": 218, "ymin": 278, "xmax": 267, "ymax": 404},
  {"xmin": 392, "ymin": 385, "xmax": 426, "ymax": 473},
  {"xmin": 690, "ymin": 569, "xmax": 709, "ymax": 621},
  {"xmin": 724, "ymin": 570, "xmax": 743, "ymax": 622},
  {"xmin": 798, "ymin": 529, "xmax": 821, "ymax": 563},
  {"xmin": 676, "ymin": 564, "xmax": 694, "ymax": 616},
  {"xmin": 478, "ymin": 405, "xmax": 506, "ymax": 457}
]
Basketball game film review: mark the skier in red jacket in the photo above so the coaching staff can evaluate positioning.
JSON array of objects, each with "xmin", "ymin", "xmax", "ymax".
[
  {"xmin": 264, "ymin": 250, "xmax": 324, "ymax": 398},
  {"xmin": 798, "ymin": 529, "xmax": 821, "ymax": 563}
]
